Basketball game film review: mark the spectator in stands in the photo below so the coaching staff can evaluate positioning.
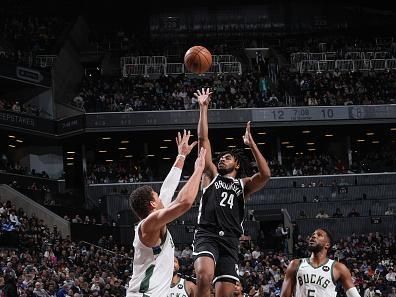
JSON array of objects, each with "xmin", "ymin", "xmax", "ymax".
[
  {"xmin": 315, "ymin": 209, "xmax": 329, "ymax": 218},
  {"xmin": 73, "ymin": 93, "xmax": 84, "ymax": 109},
  {"xmin": 3, "ymin": 274, "xmax": 17, "ymax": 297},
  {"xmin": 29, "ymin": 182, "xmax": 39, "ymax": 191},
  {"xmin": 251, "ymin": 246, "xmax": 261, "ymax": 260},
  {"xmin": 335, "ymin": 159, "xmax": 348, "ymax": 174},
  {"xmin": 181, "ymin": 245, "xmax": 193, "ymax": 258},
  {"xmin": 388, "ymin": 287, "xmax": 396, "ymax": 297},
  {"xmin": 9, "ymin": 210, "xmax": 21, "ymax": 226},
  {"xmin": 385, "ymin": 207, "xmax": 394, "ymax": 216},
  {"xmin": 332, "ymin": 208, "xmax": 344, "ymax": 218},
  {"xmin": 12, "ymin": 101, "xmax": 21, "ymax": 113},
  {"xmin": 386, "ymin": 268, "xmax": 396, "ymax": 282},
  {"xmin": 33, "ymin": 281, "xmax": 50, "ymax": 297},
  {"xmin": 0, "ymin": 202, "xmax": 6, "ymax": 215},
  {"xmin": 348, "ymin": 208, "xmax": 360, "ymax": 217},
  {"xmin": 298, "ymin": 210, "xmax": 307, "ymax": 218},
  {"xmin": 71, "ymin": 215, "xmax": 83, "ymax": 224},
  {"xmin": 312, "ymin": 195, "xmax": 320, "ymax": 202}
]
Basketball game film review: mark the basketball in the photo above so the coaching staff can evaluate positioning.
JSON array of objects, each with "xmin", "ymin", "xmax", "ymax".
[{"xmin": 184, "ymin": 46, "xmax": 212, "ymax": 74}]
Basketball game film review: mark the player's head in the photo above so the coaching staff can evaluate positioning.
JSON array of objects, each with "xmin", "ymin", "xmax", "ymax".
[
  {"xmin": 234, "ymin": 281, "xmax": 244, "ymax": 296},
  {"xmin": 217, "ymin": 149, "xmax": 249, "ymax": 178},
  {"xmin": 173, "ymin": 256, "xmax": 180, "ymax": 276},
  {"xmin": 129, "ymin": 185, "xmax": 163, "ymax": 219},
  {"xmin": 308, "ymin": 228, "xmax": 333, "ymax": 254}
]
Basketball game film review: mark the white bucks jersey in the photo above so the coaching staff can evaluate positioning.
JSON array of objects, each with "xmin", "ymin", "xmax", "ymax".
[
  {"xmin": 168, "ymin": 277, "xmax": 189, "ymax": 297},
  {"xmin": 295, "ymin": 258, "xmax": 337, "ymax": 297},
  {"xmin": 127, "ymin": 221, "xmax": 175, "ymax": 297}
]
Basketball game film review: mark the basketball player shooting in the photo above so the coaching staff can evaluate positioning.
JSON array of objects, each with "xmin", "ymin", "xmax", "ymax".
[
  {"xmin": 280, "ymin": 228, "xmax": 360, "ymax": 297},
  {"xmin": 127, "ymin": 130, "xmax": 206, "ymax": 297},
  {"xmin": 192, "ymin": 88, "xmax": 271, "ymax": 297}
]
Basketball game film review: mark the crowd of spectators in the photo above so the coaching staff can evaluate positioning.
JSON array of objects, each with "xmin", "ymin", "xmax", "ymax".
[
  {"xmin": 0, "ymin": 160, "xmax": 50, "ymax": 179},
  {"xmin": 276, "ymin": 68, "xmax": 396, "ymax": 107},
  {"xmin": 280, "ymin": 34, "xmax": 396, "ymax": 60},
  {"xmin": 0, "ymin": 197, "xmax": 395, "ymax": 296},
  {"xmin": 0, "ymin": 97, "xmax": 43, "ymax": 117},
  {"xmin": 85, "ymin": 149, "xmax": 395, "ymax": 184},
  {"xmin": 86, "ymin": 161, "xmax": 153, "ymax": 184},
  {"xmin": 72, "ymin": 67, "xmax": 396, "ymax": 113},
  {"xmin": 0, "ymin": 16, "xmax": 67, "ymax": 65},
  {"xmin": 72, "ymin": 35, "xmax": 396, "ymax": 112}
]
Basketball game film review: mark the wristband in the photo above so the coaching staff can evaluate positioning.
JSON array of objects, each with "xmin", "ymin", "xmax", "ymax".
[
  {"xmin": 177, "ymin": 154, "xmax": 186, "ymax": 159},
  {"xmin": 346, "ymin": 287, "xmax": 360, "ymax": 297}
]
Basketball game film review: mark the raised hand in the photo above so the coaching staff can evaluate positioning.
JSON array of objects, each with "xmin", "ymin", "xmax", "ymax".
[
  {"xmin": 194, "ymin": 88, "xmax": 213, "ymax": 106},
  {"xmin": 242, "ymin": 121, "xmax": 255, "ymax": 147},
  {"xmin": 176, "ymin": 130, "xmax": 197, "ymax": 157},
  {"xmin": 194, "ymin": 147, "xmax": 207, "ymax": 172}
]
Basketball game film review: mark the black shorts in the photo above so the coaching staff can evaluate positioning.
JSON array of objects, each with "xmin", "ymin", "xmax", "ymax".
[{"xmin": 192, "ymin": 228, "xmax": 240, "ymax": 284}]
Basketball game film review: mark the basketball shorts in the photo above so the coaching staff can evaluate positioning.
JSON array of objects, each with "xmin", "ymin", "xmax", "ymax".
[{"xmin": 192, "ymin": 228, "xmax": 240, "ymax": 284}]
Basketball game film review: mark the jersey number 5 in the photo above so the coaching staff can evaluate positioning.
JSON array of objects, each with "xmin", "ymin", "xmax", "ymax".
[
  {"xmin": 220, "ymin": 192, "xmax": 234, "ymax": 209},
  {"xmin": 307, "ymin": 289, "xmax": 315, "ymax": 297}
]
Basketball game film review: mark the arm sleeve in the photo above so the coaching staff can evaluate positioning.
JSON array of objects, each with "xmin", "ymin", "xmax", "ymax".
[
  {"xmin": 159, "ymin": 166, "xmax": 182, "ymax": 207},
  {"xmin": 346, "ymin": 287, "xmax": 360, "ymax": 297}
]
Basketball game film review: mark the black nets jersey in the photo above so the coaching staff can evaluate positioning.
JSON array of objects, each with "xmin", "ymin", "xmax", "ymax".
[{"xmin": 197, "ymin": 174, "xmax": 245, "ymax": 238}]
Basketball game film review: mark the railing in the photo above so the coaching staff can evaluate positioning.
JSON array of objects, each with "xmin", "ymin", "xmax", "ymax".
[
  {"xmin": 120, "ymin": 55, "xmax": 167, "ymax": 69},
  {"xmin": 291, "ymin": 51, "xmax": 391, "ymax": 64},
  {"xmin": 121, "ymin": 54, "xmax": 242, "ymax": 77},
  {"xmin": 122, "ymin": 62, "xmax": 242, "ymax": 77},
  {"xmin": 252, "ymin": 199, "xmax": 393, "ymax": 219},
  {"xmin": 299, "ymin": 59, "xmax": 396, "ymax": 73},
  {"xmin": 35, "ymin": 55, "xmax": 57, "ymax": 68},
  {"xmin": 0, "ymin": 171, "xmax": 64, "ymax": 192},
  {"xmin": 87, "ymin": 173, "xmax": 396, "ymax": 205},
  {"xmin": 296, "ymin": 216, "xmax": 395, "ymax": 240}
]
